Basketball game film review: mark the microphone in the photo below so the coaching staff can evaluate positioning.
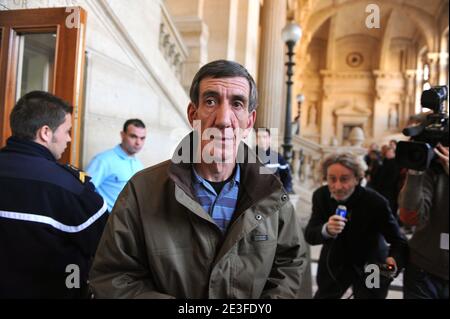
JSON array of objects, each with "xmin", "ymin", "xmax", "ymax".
[{"xmin": 335, "ymin": 205, "xmax": 347, "ymax": 218}]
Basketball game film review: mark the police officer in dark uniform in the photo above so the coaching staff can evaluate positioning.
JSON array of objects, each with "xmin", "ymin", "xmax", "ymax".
[
  {"xmin": 0, "ymin": 91, "xmax": 108, "ymax": 298},
  {"xmin": 255, "ymin": 127, "xmax": 294, "ymax": 193}
]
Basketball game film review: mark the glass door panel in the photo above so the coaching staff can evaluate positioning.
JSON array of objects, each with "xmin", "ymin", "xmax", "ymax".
[{"xmin": 15, "ymin": 32, "xmax": 56, "ymax": 100}]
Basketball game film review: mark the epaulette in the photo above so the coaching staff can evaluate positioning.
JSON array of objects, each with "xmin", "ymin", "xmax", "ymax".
[{"xmin": 61, "ymin": 163, "xmax": 92, "ymax": 184}]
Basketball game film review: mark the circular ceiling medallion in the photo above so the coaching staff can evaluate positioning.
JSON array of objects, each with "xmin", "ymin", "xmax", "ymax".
[{"xmin": 346, "ymin": 52, "xmax": 364, "ymax": 67}]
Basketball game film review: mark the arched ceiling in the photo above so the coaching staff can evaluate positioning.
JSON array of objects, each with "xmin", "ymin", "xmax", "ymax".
[
  {"xmin": 306, "ymin": 0, "xmax": 444, "ymax": 16},
  {"xmin": 296, "ymin": 0, "xmax": 447, "ymax": 52}
]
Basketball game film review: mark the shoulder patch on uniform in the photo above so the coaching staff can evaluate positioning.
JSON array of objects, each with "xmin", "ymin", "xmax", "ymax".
[{"xmin": 61, "ymin": 164, "xmax": 91, "ymax": 184}]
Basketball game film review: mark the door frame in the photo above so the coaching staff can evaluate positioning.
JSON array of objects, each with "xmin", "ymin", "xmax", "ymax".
[{"xmin": 0, "ymin": 7, "xmax": 87, "ymax": 165}]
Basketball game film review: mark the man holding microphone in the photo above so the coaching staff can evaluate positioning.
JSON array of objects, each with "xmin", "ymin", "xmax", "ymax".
[{"xmin": 305, "ymin": 152, "xmax": 408, "ymax": 299}]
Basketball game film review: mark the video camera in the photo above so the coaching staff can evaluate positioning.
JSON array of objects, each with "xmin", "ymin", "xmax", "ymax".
[{"xmin": 396, "ymin": 85, "xmax": 449, "ymax": 171}]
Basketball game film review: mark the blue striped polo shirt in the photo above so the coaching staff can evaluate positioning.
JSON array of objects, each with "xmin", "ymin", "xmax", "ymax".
[{"xmin": 192, "ymin": 165, "xmax": 240, "ymax": 233}]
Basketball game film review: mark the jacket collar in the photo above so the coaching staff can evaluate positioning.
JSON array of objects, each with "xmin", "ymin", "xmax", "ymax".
[
  {"xmin": 329, "ymin": 184, "xmax": 363, "ymax": 207},
  {"xmin": 192, "ymin": 164, "xmax": 241, "ymax": 189},
  {"xmin": 168, "ymin": 132, "xmax": 283, "ymax": 211},
  {"xmin": 1, "ymin": 136, "xmax": 56, "ymax": 161}
]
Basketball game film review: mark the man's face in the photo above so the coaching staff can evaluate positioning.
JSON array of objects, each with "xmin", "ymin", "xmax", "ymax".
[
  {"xmin": 389, "ymin": 141, "xmax": 397, "ymax": 150},
  {"xmin": 256, "ymin": 131, "xmax": 271, "ymax": 151},
  {"xmin": 48, "ymin": 113, "xmax": 72, "ymax": 160},
  {"xmin": 121, "ymin": 124, "xmax": 146, "ymax": 156},
  {"xmin": 188, "ymin": 76, "xmax": 256, "ymax": 163},
  {"xmin": 385, "ymin": 148, "xmax": 395, "ymax": 159},
  {"xmin": 326, "ymin": 163, "xmax": 358, "ymax": 202},
  {"xmin": 369, "ymin": 143, "xmax": 378, "ymax": 151}
]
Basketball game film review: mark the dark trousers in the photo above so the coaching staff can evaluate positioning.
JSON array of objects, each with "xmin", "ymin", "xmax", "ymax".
[
  {"xmin": 314, "ymin": 268, "xmax": 390, "ymax": 299},
  {"xmin": 404, "ymin": 263, "xmax": 449, "ymax": 299}
]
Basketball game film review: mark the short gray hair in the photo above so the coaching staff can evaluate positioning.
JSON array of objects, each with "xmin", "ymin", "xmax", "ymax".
[
  {"xmin": 321, "ymin": 152, "xmax": 365, "ymax": 182},
  {"xmin": 189, "ymin": 60, "xmax": 258, "ymax": 112}
]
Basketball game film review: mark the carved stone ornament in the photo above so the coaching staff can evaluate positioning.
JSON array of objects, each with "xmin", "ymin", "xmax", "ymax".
[{"xmin": 346, "ymin": 52, "xmax": 364, "ymax": 68}]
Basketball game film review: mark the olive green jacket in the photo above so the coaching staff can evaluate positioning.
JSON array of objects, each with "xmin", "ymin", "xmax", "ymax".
[{"xmin": 89, "ymin": 137, "xmax": 307, "ymax": 299}]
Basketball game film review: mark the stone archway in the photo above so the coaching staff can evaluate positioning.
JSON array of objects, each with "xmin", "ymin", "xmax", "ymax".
[
  {"xmin": 333, "ymin": 104, "xmax": 372, "ymax": 146},
  {"xmin": 298, "ymin": 0, "xmax": 438, "ymax": 55}
]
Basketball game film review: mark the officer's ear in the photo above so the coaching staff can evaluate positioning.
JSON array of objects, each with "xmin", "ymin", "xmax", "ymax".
[{"xmin": 35, "ymin": 125, "xmax": 52, "ymax": 144}]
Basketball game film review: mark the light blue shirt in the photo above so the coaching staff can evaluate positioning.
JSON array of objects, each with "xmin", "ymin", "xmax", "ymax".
[{"xmin": 86, "ymin": 145, "xmax": 143, "ymax": 212}]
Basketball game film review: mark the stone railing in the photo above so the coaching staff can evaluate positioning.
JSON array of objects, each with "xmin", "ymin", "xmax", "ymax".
[
  {"xmin": 287, "ymin": 135, "xmax": 368, "ymax": 220},
  {"xmin": 291, "ymin": 135, "xmax": 367, "ymax": 189},
  {"xmin": 159, "ymin": 4, "xmax": 189, "ymax": 81}
]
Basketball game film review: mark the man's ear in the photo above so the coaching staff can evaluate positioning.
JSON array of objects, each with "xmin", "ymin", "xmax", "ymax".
[
  {"xmin": 36, "ymin": 125, "xmax": 52, "ymax": 144},
  {"xmin": 187, "ymin": 102, "xmax": 197, "ymax": 127},
  {"xmin": 242, "ymin": 110, "xmax": 256, "ymax": 139}
]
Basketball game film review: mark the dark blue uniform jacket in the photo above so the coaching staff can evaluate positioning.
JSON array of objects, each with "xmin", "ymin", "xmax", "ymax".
[
  {"xmin": 0, "ymin": 137, "xmax": 108, "ymax": 298},
  {"xmin": 255, "ymin": 147, "xmax": 293, "ymax": 193}
]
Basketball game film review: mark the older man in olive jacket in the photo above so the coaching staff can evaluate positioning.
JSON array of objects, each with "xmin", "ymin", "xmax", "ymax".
[{"xmin": 89, "ymin": 60, "xmax": 307, "ymax": 299}]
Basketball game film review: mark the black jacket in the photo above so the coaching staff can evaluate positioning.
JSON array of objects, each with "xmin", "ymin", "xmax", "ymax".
[
  {"xmin": 0, "ymin": 137, "xmax": 108, "ymax": 298},
  {"xmin": 369, "ymin": 158, "xmax": 401, "ymax": 215},
  {"xmin": 305, "ymin": 185, "xmax": 408, "ymax": 291}
]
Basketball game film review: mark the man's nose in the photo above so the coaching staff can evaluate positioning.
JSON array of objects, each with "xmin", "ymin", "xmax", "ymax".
[
  {"xmin": 214, "ymin": 103, "xmax": 232, "ymax": 128},
  {"xmin": 334, "ymin": 181, "xmax": 343, "ymax": 189}
]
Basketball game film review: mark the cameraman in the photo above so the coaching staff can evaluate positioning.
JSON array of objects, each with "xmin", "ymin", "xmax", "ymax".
[
  {"xmin": 398, "ymin": 144, "xmax": 449, "ymax": 299},
  {"xmin": 305, "ymin": 152, "xmax": 408, "ymax": 299}
]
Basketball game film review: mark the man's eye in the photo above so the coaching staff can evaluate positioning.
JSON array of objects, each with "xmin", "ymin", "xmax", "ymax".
[
  {"xmin": 205, "ymin": 99, "xmax": 216, "ymax": 106},
  {"xmin": 233, "ymin": 101, "xmax": 244, "ymax": 109}
]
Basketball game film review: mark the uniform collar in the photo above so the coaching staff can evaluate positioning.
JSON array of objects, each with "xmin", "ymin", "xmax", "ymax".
[{"xmin": 1, "ymin": 136, "xmax": 56, "ymax": 161}]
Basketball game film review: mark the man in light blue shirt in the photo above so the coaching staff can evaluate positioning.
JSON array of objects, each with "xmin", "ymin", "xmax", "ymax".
[{"xmin": 87, "ymin": 119, "xmax": 146, "ymax": 211}]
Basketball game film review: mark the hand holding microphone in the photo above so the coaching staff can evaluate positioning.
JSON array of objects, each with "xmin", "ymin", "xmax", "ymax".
[{"xmin": 326, "ymin": 205, "xmax": 347, "ymax": 237}]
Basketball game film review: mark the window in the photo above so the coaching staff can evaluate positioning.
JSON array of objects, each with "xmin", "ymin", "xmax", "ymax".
[{"xmin": 0, "ymin": 7, "xmax": 87, "ymax": 165}]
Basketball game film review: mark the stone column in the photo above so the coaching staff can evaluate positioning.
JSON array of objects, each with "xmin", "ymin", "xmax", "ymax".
[
  {"xmin": 438, "ymin": 51, "xmax": 449, "ymax": 85},
  {"xmin": 171, "ymin": 17, "xmax": 209, "ymax": 92},
  {"xmin": 373, "ymin": 71, "xmax": 389, "ymax": 141},
  {"xmin": 403, "ymin": 69, "xmax": 416, "ymax": 126},
  {"xmin": 427, "ymin": 52, "xmax": 440, "ymax": 85},
  {"xmin": 235, "ymin": 0, "xmax": 260, "ymax": 77},
  {"xmin": 319, "ymin": 70, "xmax": 335, "ymax": 145},
  {"xmin": 165, "ymin": 0, "xmax": 209, "ymax": 92},
  {"xmin": 203, "ymin": 0, "xmax": 239, "ymax": 62},
  {"xmin": 256, "ymin": 0, "xmax": 287, "ymax": 132}
]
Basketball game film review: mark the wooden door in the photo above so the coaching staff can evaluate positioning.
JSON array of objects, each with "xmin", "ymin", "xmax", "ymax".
[{"xmin": 0, "ymin": 7, "xmax": 87, "ymax": 165}]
